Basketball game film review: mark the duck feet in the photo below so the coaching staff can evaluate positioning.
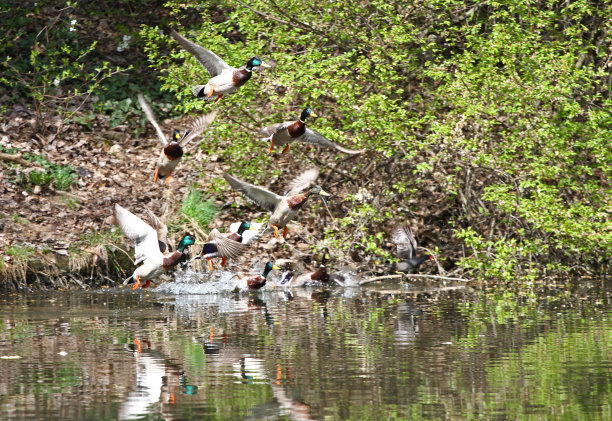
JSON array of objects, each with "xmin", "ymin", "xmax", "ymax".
[
  {"xmin": 272, "ymin": 225, "xmax": 279, "ymax": 238},
  {"xmin": 214, "ymin": 94, "xmax": 224, "ymax": 104},
  {"xmin": 207, "ymin": 258, "xmax": 214, "ymax": 271},
  {"xmin": 221, "ymin": 257, "xmax": 227, "ymax": 267},
  {"xmin": 207, "ymin": 86, "xmax": 215, "ymax": 99},
  {"xmin": 268, "ymin": 138, "xmax": 274, "ymax": 154},
  {"xmin": 164, "ymin": 174, "xmax": 172, "ymax": 184},
  {"xmin": 142, "ymin": 280, "xmax": 151, "ymax": 289},
  {"xmin": 133, "ymin": 276, "xmax": 141, "ymax": 290},
  {"xmin": 153, "ymin": 169, "xmax": 159, "ymax": 183},
  {"xmin": 134, "ymin": 339, "xmax": 141, "ymax": 354},
  {"xmin": 281, "ymin": 144, "xmax": 290, "ymax": 154},
  {"xmin": 283, "ymin": 226, "xmax": 288, "ymax": 238}
]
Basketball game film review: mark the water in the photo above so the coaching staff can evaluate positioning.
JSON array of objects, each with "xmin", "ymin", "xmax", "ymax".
[{"xmin": 0, "ymin": 281, "xmax": 610, "ymax": 420}]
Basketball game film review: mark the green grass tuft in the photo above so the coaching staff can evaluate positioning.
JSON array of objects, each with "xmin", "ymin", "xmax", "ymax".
[{"xmin": 181, "ymin": 189, "xmax": 219, "ymax": 230}]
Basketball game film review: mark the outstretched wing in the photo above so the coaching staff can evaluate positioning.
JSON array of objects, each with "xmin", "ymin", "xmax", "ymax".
[
  {"xmin": 179, "ymin": 110, "xmax": 218, "ymax": 147},
  {"xmin": 301, "ymin": 128, "xmax": 365, "ymax": 155},
  {"xmin": 114, "ymin": 204, "xmax": 163, "ymax": 264},
  {"xmin": 207, "ymin": 229, "xmax": 249, "ymax": 258},
  {"xmin": 138, "ymin": 94, "xmax": 168, "ymax": 146},
  {"xmin": 143, "ymin": 206, "xmax": 169, "ymax": 253},
  {"xmin": 285, "ymin": 168, "xmax": 319, "ymax": 195},
  {"xmin": 259, "ymin": 122, "xmax": 290, "ymax": 138},
  {"xmin": 223, "ymin": 173, "xmax": 283, "ymax": 213},
  {"xmin": 171, "ymin": 30, "xmax": 232, "ymax": 77},
  {"xmin": 391, "ymin": 225, "xmax": 417, "ymax": 260}
]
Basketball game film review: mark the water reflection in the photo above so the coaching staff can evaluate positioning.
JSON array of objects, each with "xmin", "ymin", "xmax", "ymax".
[{"xmin": 0, "ymin": 285, "xmax": 610, "ymax": 420}]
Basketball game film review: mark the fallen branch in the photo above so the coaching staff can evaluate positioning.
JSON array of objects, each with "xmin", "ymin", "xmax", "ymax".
[
  {"xmin": 0, "ymin": 152, "xmax": 36, "ymax": 166},
  {"xmin": 367, "ymin": 285, "xmax": 468, "ymax": 295},
  {"xmin": 360, "ymin": 273, "xmax": 470, "ymax": 286}
]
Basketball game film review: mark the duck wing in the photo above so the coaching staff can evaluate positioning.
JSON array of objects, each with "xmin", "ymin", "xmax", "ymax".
[
  {"xmin": 114, "ymin": 204, "xmax": 163, "ymax": 264},
  {"xmin": 171, "ymin": 30, "xmax": 232, "ymax": 77},
  {"xmin": 300, "ymin": 128, "xmax": 365, "ymax": 155},
  {"xmin": 259, "ymin": 121, "xmax": 290, "ymax": 138},
  {"xmin": 391, "ymin": 225, "xmax": 417, "ymax": 260},
  {"xmin": 207, "ymin": 229, "xmax": 249, "ymax": 258},
  {"xmin": 223, "ymin": 173, "xmax": 283, "ymax": 213},
  {"xmin": 240, "ymin": 230, "xmax": 261, "ymax": 245},
  {"xmin": 179, "ymin": 110, "xmax": 218, "ymax": 147},
  {"xmin": 285, "ymin": 168, "xmax": 319, "ymax": 195},
  {"xmin": 138, "ymin": 94, "xmax": 168, "ymax": 146},
  {"xmin": 143, "ymin": 206, "xmax": 169, "ymax": 253}
]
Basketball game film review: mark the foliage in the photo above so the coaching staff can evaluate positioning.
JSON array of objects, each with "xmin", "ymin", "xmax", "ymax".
[
  {"xmin": 140, "ymin": 0, "xmax": 611, "ymax": 281},
  {"xmin": 0, "ymin": 1, "xmax": 129, "ymax": 133},
  {"xmin": 180, "ymin": 188, "xmax": 220, "ymax": 230},
  {"xmin": 1, "ymin": 145, "xmax": 77, "ymax": 191}
]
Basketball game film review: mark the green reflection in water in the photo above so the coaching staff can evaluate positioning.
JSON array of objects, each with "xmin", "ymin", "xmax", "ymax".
[{"xmin": 0, "ymin": 289, "xmax": 610, "ymax": 420}]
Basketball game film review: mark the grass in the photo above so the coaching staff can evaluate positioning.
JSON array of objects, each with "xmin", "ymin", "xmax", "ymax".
[{"xmin": 181, "ymin": 188, "xmax": 219, "ymax": 230}]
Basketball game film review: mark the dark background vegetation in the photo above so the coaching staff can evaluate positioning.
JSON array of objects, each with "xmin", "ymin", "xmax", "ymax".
[{"xmin": 0, "ymin": 0, "xmax": 610, "ymax": 289}]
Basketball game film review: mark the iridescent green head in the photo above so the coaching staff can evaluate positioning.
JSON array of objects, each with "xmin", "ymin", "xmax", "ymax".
[
  {"xmin": 300, "ymin": 107, "xmax": 317, "ymax": 122},
  {"xmin": 246, "ymin": 57, "xmax": 264, "ymax": 70},
  {"xmin": 177, "ymin": 234, "xmax": 197, "ymax": 252},
  {"xmin": 237, "ymin": 221, "xmax": 251, "ymax": 235},
  {"xmin": 262, "ymin": 261, "xmax": 281, "ymax": 278}
]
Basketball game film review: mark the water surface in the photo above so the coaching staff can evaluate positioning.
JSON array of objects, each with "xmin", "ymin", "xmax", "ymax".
[{"xmin": 0, "ymin": 280, "xmax": 610, "ymax": 420}]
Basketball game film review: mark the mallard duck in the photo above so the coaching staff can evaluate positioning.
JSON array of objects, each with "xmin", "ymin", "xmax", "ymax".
[
  {"xmin": 223, "ymin": 168, "xmax": 330, "ymax": 239},
  {"xmin": 260, "ymin": 108, "xmax": 365, "ymax": 155},
  {"xmin": 113, "ymin": 204, "xmax": 198, "ymax": 289},
  {"xmin": 278, "ymin": 255, "xmax": 330, "ymax": 287},
  {"xmin": 138, "ymin": 94, "xmax": 217, "ymax": 183},
  {"xmin": 190, "ymin": 229, "xmax": 250, "ymax": 271},
  {"xmin": 231, "ymin": 261, "xmax": 280, "ymax": 291},
  {"xmin": 391, "ymin": 225, "xmax": 432, "ymax": 274},
  {"xmin": 228, "ymin": 221, "xmax": 264, "ymax": 245},
  {"xmin": 170, "ymin": 30, "xmax": 270, "ymax": 103}
]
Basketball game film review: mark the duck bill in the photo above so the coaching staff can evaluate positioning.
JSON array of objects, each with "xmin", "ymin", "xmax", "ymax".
[
  {"xmin": 272, "ymin": 265, "xmax": 281, "ymax": 270},
  {"xmin": 259, "ymin": 61, "xmax": 272, "ymax": 68},
  {"xmin": 310, "ymin": 111, "xmax": 318, "ymax": 118},
  {"xmin": 318, "ymin": 189, "xmax": 330, "ymax": 197},
  {"xmin": 195, "ymin": 241, "xmax": 207, "ymax": 245}
]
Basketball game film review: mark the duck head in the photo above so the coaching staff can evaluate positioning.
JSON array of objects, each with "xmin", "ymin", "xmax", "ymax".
[
  {"xmin": 300, "ymin": 107, "xmax": 317, "ymax": 122},
  {"xmin": 307, "ymin": 185, "xmax": 330, "ymax": 197},
  {"xmin": 177, "ymin": 234, "xmax": 197, "ymax": 252},
  {"xmin": 246, "ymin": 57, "xmax": 270, "ymax": 70},
  {"xmin": 262, "ymin": 261, "xmax": 281, "ymax": 278}
]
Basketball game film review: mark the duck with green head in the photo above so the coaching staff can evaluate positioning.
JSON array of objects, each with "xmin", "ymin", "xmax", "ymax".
[
  {"xmin": 190, "ymin": 228, "xmax": 250, "ymax": 271},
  {"xmin": 223, "ymin": 168, "xmax": 330, "ymax": 239},
  {"xmin": 113, "ymin": 204, "xmax": 199, "ymax": 289},
  {"xmin": 232, "ymin": 261, "xmax": 281, "ymax": 291},
  {"xmin": 171, "ymin": 30, "xmax": 270, "ymax": 104},
  {"xmin": 260, "ymin": 107, "xmax": 365, "ymax": 155}
]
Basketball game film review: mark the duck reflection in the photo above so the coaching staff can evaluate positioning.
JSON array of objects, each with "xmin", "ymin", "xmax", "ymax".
[
  {"xmin": 118, "ymin": 338, "xmax": 197, "ymax": 420},
  {"xmin": 201, "ymin": 326, "xmax": 314, "ymax": 420}
]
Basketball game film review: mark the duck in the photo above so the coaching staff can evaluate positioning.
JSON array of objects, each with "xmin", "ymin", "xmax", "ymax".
[
  {"xmin": 260, "ymin": 107, "xmax": 365, "ymax": 155},
  {"xmin": 138, "ymin": 94, "xmax": 217, "ymax": 183},
  {"xmin": 231, "ymin": 261, "xmax": 281, "ymax": 291},
  {"xmin": 278, "ymin": 255, "xmax": 331, "ymax": 287},
  {"xmin": 227, "ymin": 220, "xmax": 264, "ymax": 245},
  {"xmin": 113, "ymin": 204, "xmax": 198, "ymax": 289},
  {"xmin": 223, "ymin": 168, "xmax": 330, "ymax": 239},
  {"xmin": 190, "ymin": 228, "xmax": 250, "ymax": 271},
  {"xmin": 391, "ymin": 225, "xmax": 432, "ymax": 274},
  {"xmin": 170, "ymin": 30, "xmax": 270, "ymax": 103}
]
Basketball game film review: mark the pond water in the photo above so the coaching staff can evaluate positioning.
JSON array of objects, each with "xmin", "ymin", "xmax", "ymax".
[{"xmin": 0, "ymin": 277, "xmax": 611, "ymax": 420}]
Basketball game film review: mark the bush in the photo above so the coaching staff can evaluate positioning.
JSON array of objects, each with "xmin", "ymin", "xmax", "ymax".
[{"xmin": 138, "ymin": 0, "xmax": 611, "ymax": 281}]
